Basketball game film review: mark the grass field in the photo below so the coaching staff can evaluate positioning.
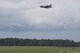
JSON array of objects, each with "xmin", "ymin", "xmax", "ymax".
[{"xmin": 0, "ymin": 46, "xmax": 80, "ymax": 53}]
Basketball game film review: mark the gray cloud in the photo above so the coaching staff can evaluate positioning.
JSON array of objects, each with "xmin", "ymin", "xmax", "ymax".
[
  {"xmin": 0, "ymin": 0, "xmax": 80, "ymax": 32},
  {"xmin": 0, "ymin": 31, "xmax": 80, "ymax": 41}
]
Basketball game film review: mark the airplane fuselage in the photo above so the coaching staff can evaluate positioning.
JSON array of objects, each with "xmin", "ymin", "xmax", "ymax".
[{"xmin": 40, "ymin": 4, "xmax": 52, "ymax": 9}]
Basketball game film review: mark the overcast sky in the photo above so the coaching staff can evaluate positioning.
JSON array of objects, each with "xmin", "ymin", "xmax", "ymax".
[{"xmin": 0, "ymin": 0, "xmax": 80, "ymax": 41}]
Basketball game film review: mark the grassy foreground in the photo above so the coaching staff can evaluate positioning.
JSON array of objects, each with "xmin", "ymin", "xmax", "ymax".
[{"xmin": 0, "ymin": 46, "xmax": 80, "ymax": 53}]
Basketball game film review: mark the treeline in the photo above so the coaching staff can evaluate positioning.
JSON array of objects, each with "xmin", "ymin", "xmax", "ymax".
[{"xmin": 0, "ymin": 38, "xmax": 80, "ymax": 47}]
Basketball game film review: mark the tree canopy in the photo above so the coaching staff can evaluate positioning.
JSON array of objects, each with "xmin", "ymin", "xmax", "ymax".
[{"xmin": 0, "ymin": 38, "xmax": 80, "ymax": 47}]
